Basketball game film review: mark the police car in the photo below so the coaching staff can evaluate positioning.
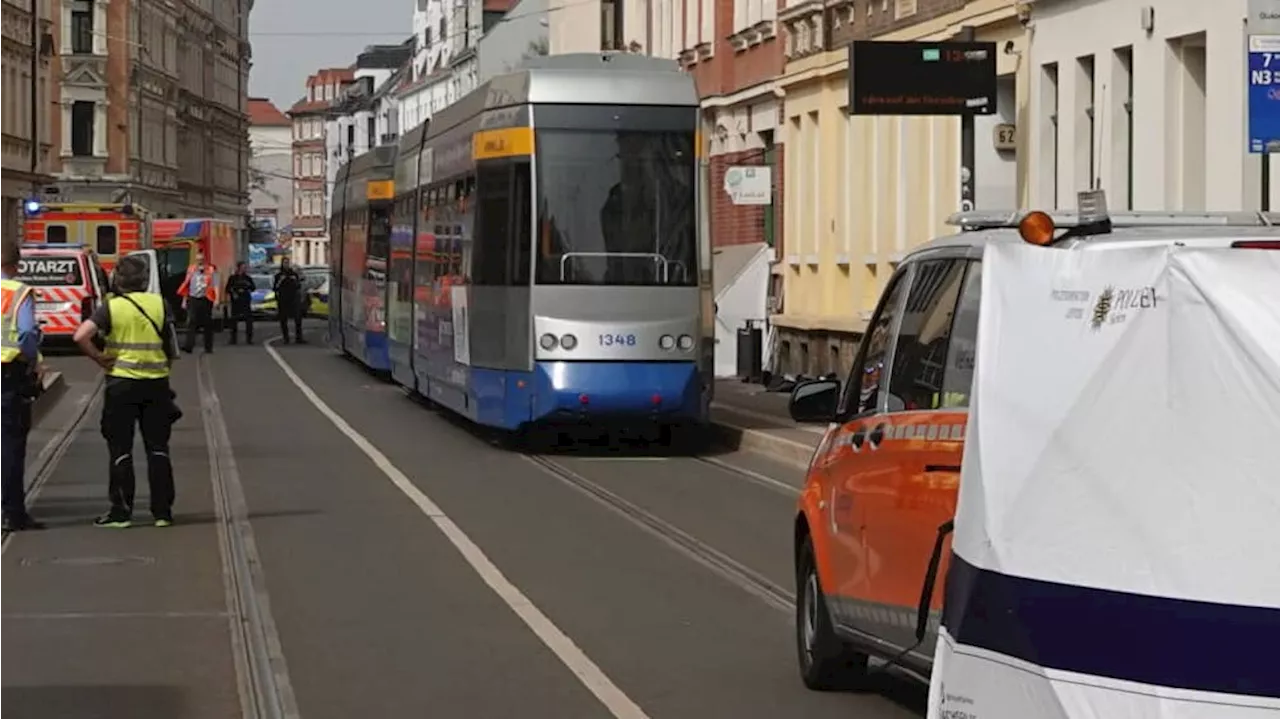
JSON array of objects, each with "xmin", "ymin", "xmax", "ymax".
[{"xmin": 786, "ymin": 191, "xmax": 1279, "ymax": 691}]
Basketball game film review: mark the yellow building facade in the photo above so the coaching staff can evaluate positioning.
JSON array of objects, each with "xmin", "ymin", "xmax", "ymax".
[{"xmin": 770, "ymin": 0, "xmax": 1029, "ymax": 378}]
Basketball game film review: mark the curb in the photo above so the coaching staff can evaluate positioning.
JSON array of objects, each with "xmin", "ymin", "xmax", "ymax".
[
  {"xmin": 31, "ymin": 371, "xmax": 67, "ymax": 426},
  {"xmin": 707, "ymin": 420, "xmax": 817, "ymax": 469}
]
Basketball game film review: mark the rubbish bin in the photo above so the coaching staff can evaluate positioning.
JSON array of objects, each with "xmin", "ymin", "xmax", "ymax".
[{"xmin": 736, "ymin": 321, "xmax": 763, "ymax": 383}]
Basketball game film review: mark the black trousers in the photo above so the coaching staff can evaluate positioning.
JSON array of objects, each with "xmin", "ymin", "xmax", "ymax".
[
  {"xmin": 1, "ymin": 367, "xmax": 33, "ymax": 520},
  {"xmin": 228, "ymin": 302, "xmax": 253, "ymax": 343},
  {"xmin": 184, "ymin": 297, "xmax": 215, "ymax": 352},
  {"xmin": 100, "ymin": 377, "xmax": 175, "ymax": 518},
  {"xmin": 278, "ymin": 301, "xmax": 304, "ymax": 342}
]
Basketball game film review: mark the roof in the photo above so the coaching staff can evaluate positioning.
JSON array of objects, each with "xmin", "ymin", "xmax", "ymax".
[
  {"xmin": 908, "ymin": 213, "xmax": 1280, "ymax": 262},
  {"xmin": 483, "ymin": 0, "xmax": 516, "ymax": 10},
  {"xmin": 288, "ymin": 68, "xmax": 357, "ymax": 116},
  {"xmin": 247, "ymin": 98, "xmax": 290, "ymax": 126}
]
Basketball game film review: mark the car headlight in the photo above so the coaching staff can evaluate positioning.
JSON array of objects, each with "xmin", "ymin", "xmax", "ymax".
[
  {"xmin": 560, "ymin": 333, "xmax": 578, "ymax": 350},
  {"xmin": 539, "ymin": 333, "xmax": 558, "ymax": 350},
  {"xmin": 659, "ymin": 334, "xmax": 675, "ymax": 350},
  {"xmin": 677, "ymin": 334, "xmax": 694, "ymax": 351}
]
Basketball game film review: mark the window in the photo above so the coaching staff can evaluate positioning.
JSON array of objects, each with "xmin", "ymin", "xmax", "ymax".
[
  {"xmin": 939, "ymin": 261, "xmax": 981, "ymax": 408},
  {"xmin": 886, "ymin": 259, "xmax": 966, "ymax": 412},
  {"xmin": 473, "ymin": 162, "xmax": 532, "ymax": 286},
  {"xmin": 46, "ymin": 225, "xmax": 68, "ymax": 243},
  {"xmin": 535, "ymin": 105, "xmax": 697, "ymax": 287},
  {"xmin": 71, "ymin": 101, "xmax": 96, "ymax": 156},
  {"xmin": 95, "ymin": 225, "xmax": 118, "ymax": 255},
  {"xmin": 1040, "ymin": 63, "xmax": 1060, "ymax": 208},
  {"xmin": 762, "ymin": 131, "xmax": 776, "ymax": 247},
  {"xmin": 842, "ymin": 268, "xmax": 908, "ymax": 417},
  {"xmin": 71, "ymin": 0, "xmax": 94, "ymax": 54},
  {"xmin": 600, "ymin": 0, "xmax": 621, "ymax": 50}
]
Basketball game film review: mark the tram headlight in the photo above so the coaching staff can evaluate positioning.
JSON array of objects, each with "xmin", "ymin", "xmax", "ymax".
[
  {"xmin": 539, "ymin": 333, "xmax": 559, "ymax": 350},
  {"xmin": 560, "ymin": 333, "xmax": 578, "ymax": 350},
  {"xmin": 659, "ymin": 334, "xmax": 676, "ymax": 350},
  {"xmin": 677, "ymin": 334, "xmax": 695, "ymax": 351}
]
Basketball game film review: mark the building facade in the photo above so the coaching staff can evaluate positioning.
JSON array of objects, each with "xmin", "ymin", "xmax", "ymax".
[
  {"xmin": 325, "ymin": 42, "xmax": 412, "ymax": 188},
  {"xmin": 1027, "ymin": 0, "xmax": 1275, "ymax": 212},
  {"xmin": 288, "ymin": 67, "xmax": 352, "ymax": 266},
  {"xmin": 46, "ymin": 0, "xmax": 250, "ymax": 224},
  {"xmin": 772, "ymin": 0, "xmax": 1028, "ymax": 378},
  {"xmin": 1, "ymin": 0, "xmax": 56, "ymax": 243},
  {"xmin": 248, "ymin": 97, "xmax": 291, "ymax": 242}
]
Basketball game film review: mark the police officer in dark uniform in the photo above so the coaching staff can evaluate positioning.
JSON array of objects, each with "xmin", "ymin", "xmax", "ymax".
[
  {"xmin": 1, "ymin": 241, "xmax": 45, "ymax": 531},
  {"xmin": 225, "ymin": 261, "xmax": 256, "ymax": 345},
  {"xmin": 73, "ymin": 255, "xmax": 180, "ymax": 529},
  {"xmin": 273, "ymin": 258, "xmax": 305, "ymax": 344}
]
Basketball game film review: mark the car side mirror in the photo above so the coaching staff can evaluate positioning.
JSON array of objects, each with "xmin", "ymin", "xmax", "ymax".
[{"xmin": 789, "ymin": 379, "xmax": 840, "ymax": 423}]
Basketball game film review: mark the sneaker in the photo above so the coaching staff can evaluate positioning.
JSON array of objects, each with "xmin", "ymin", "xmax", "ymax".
[
  {"xmin": 153, "ymin": 515, "xmax": 174, "ymax": 528},
  {"xmin": 93, "ymin": 513, "xmax": 132, "ymax": 529}
]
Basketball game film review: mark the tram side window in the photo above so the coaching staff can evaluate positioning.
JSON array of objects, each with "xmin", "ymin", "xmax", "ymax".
[
  {"xmin": 96, "ymin": 225, "xmax": 118, "ymax": 255},
  {"xmin": 46, "ymin": 225, "xmax": 68, "ymax": 243},
  {"xmin": 473, "ymin": 162, "xmax": 530, "ymax": 286}
]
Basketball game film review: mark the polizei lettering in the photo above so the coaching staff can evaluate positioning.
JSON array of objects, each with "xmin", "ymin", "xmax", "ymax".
[{"xmin": 1112, "ymin": 286, "xmax": 1158, "ymax": 311}]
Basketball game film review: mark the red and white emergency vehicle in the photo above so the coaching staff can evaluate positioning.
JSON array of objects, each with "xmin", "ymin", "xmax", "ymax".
[{"xmin": 15, "ymin": 245, "xmax": 111, "ymax": 341}]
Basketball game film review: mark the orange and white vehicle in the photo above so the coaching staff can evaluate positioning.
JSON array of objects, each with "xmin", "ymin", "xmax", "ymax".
[
  {"xmin": 21, "ymin": 201, "xmax": 152, "ymax": 273},
  {"xmin": 15, "ymin": 245, "xmax": 111, "ymax": 341},
  {"xmin": 787, "ymin": 192, "xmax": 1280, "ymax": 690}
]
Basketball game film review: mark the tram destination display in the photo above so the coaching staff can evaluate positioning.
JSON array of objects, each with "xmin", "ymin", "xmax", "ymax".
[{"xmin": 849, "ymin": 41, "xmax": 998, "ymax": 116}]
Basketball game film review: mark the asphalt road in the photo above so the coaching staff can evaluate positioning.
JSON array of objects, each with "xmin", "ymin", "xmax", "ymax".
[{"xmin": 3, "ymin": 330, "xmax": 927, "ymax": 719}]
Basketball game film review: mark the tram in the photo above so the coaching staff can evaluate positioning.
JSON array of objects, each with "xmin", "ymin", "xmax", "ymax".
[
  {"xmin": 330, "ymin": 145, "xmax": 397, "ymax": 370},
  {"xmin": 329, "ymin": 53, "xmax": 713, "ymax": 434}
]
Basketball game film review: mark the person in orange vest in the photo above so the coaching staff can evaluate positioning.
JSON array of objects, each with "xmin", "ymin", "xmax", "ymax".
[{"xmin": 176, "ymin": 248, "xmax": 219, "ymax": 354}]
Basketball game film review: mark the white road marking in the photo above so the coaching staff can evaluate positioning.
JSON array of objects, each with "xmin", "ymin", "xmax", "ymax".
[
  {"xmin": 262, "ymin": 340, "xmax": 651, "ymax": 719},
  {"xmin": 573, "ymin": 457, "xmax": 669, "ymax": 462}
]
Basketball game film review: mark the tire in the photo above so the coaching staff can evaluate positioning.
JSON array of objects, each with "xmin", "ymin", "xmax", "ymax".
[{"xmin": 796, "ymin": 535, "xmax": 869, "ymax": 690}]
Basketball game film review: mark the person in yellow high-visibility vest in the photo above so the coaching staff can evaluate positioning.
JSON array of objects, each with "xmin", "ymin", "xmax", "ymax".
[
  {"xmin": 73, "ymin": 255, "xmax": 181, "ymax": 529},
  {"xmin": 2, "ymin": 241, "xmax": 45, "ymax": 532}
]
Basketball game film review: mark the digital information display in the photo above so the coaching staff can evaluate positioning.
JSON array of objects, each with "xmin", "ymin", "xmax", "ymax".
[{"xmin": 849, "ymin": 41, "xmax": 998, "ymax": 116}]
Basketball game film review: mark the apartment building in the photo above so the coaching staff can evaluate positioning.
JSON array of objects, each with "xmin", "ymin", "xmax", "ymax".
[
  {"xmin": 326, "ymin": 42, "xmax": 413, "ymax": 184},
  {"xmin": 772, "ymin": 0, "xmax": 1028, "ymax": 378},
  {"xmin": 1, "ymin": 0, "xmax": 56, "ymax": 243},
  {"xmin": 1028, "ymin": 0, "xmax": 1275, "ymax": 212},
  {"xmin": 46, "ymin": 0, "xmax": 251, "ymax": 225},
  {"xmin": 248, "ymin": 97, "xmax": 291, "ymax": 238},
  {"xmin": 288, "ymin": 67, "xmax": 353, "ymax": 266}
]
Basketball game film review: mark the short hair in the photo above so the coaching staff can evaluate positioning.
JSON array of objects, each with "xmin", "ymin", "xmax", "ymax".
[
  {"xmin": 1, "ymin": 241, "xmax": 20, "ymax": 268},
  {"xmin": 113, "ymin": 255, "xmax": 149, "ymax": 293}
]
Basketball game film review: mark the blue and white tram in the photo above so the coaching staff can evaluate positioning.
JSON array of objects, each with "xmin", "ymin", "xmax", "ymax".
[
  {"xmin": 347, "ymin": 53, "xmax": 713, "ymax": 433},
  {"xmin": 329, "ymin": 145, "xmax": 397, "ymax": 372}
]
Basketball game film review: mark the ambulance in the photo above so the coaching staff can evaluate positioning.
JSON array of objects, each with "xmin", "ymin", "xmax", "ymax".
[
  {"xmin": 16, "ymin": 245, "xmax": 111, "ymax": 342},
  {"xmin": 21, "ymin": 201, "xmax": 152, "ymax": 273},
  {"xmin": 786, "ymin": 190, "xmax": 1280, "ymax": 695}
]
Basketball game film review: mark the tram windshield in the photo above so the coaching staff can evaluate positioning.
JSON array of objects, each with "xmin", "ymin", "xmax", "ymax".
[{"xmin": 534, "ymin": 106, "xmax": 697, "ymax": 287}]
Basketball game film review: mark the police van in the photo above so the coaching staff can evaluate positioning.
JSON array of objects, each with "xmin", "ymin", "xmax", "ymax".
[
  {"xmin": 786, "ymin": 191, "xmax": 1279, "ymax": 693},
  {"xmin": 16, "ymin": 246, "xmax": 110, "ymax": 342}
]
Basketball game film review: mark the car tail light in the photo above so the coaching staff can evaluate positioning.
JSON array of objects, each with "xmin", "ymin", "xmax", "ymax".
[{"xmin": 1231, "ymin": 240, "xmax": 1280, "ymax": 249}]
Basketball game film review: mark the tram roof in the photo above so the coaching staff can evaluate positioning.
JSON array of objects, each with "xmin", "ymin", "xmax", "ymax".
[{"xmin": 425, "ymin": 53, "xmax": 698, "ymax": 142}]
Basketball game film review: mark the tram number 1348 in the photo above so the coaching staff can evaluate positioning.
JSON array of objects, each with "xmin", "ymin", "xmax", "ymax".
[{"xmin": 599, "ymin": 333, "xmax": 637, "ymax": 347}]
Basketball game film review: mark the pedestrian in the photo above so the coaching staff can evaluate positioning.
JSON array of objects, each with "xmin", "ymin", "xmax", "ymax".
[
  {"xmin": 1, "ymin": 241, "xmax": 45, "ymax": 532},
  {"xmin": 72, "ymin": 254, "xmax": 180, "ymax": 529},
  {"xmin": 225, "ymin": 261, "xmax": 255, "ymax": 345},
  {"xmin": 274, "ymin": 258, "xmax": 305, "ymax": 344},
  {"xmin": 177, "ymin": 248, "xmax": 218, "ymax": 354}
]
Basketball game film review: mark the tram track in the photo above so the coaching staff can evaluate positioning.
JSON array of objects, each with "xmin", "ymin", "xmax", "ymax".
[
  {"xmin": 198, "ymin": 355, "xmax": 301, "ymax": 719},
  {"xmin": 523, "ymin": 452, "xmax": 797, "ymax": 614},
  {"xmin": 1, "ymin": 376, "xmax": 103, "ymax": 553}
]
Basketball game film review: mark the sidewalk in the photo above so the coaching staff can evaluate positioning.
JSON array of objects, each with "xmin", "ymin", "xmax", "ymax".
[
  {"xmin": 709, "ymin": 378, "xmax": 825, "ymax": 468},
  {"xmin": 1, "ymin": 364, "xmax": 242, "ymax": 718}
]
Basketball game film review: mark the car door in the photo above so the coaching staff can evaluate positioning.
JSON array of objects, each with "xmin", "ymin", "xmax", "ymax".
[
  {"xmin": 125, "ymin": 249, "xmax": 162, "ymax": 294},
  {"xmin": 858, "ymin": 257, "xmax": 975, "ymax": 662},
  {"xmin": 820, "ymin": 267, "xmax": 911, "ymax": 635}
]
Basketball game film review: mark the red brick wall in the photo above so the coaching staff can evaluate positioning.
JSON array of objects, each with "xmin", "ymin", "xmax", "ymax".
[
  {"xmin": 710, "ymin": 145, "xmax": 784, "ymax": 255},
  {"xmin": 684, "ymin": 0, "xmax": 785, "ymax": 99}
]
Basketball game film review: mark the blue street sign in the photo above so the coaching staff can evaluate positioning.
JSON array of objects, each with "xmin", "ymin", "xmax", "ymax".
[{"xmin": 1248, "ymin": 41, "xmax": 1280, "ymax": 153}]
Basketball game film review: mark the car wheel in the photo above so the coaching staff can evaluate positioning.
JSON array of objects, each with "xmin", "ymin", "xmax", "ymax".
[{"xmin": 796, "ymin": 535, "xmax": 869, "ymax": 691}]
